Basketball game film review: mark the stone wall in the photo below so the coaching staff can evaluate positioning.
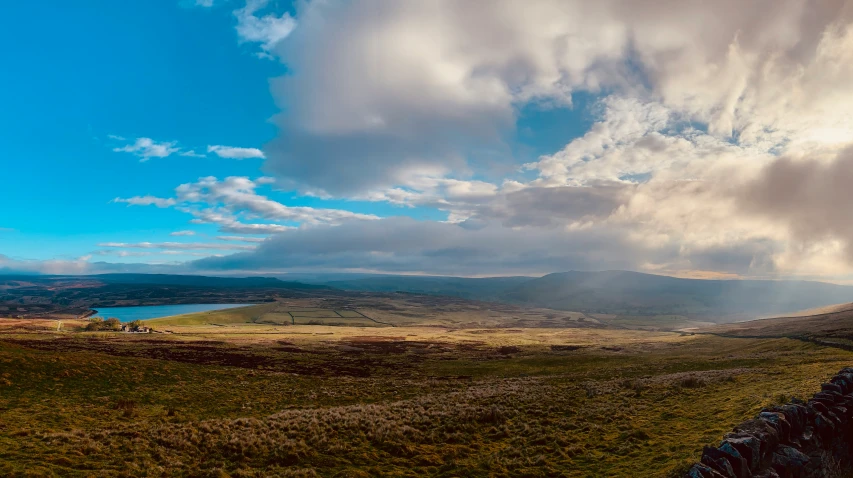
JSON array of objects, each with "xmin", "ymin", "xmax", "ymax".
[{"xmin": 685, "ymin": 368, "xmax": 853, "ymax": 478}]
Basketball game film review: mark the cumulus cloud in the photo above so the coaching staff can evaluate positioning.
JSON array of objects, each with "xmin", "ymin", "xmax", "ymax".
[
  {"xmin": 95, "ymin": 2, "xmax": 853, "ymax": 278},
  {"xmin": 262, "ymin": 1, "xmax": 853, "ymax": 186},
  {"xmin": 113, "ymin": 176, "xmax": 377, "ymax": 237},
  {"xmin": 0, "ymin": 253, "xmax": 191, "ymax": 275},
  {"xmin": 736, "ymin": 146, "xmax": 853, "ymax": 267},
  {"xmin": 207, "ymin": 145, "xmax": 265, "ymax": 159},
  {"xmin": 193, "ymin": 217, "xmax": 658, "ymax": 276},
  {"xmin": 170, "ymin": 230, "xmax": 196, "ymax": 236},
  {"xmin": 179, "ymin": 150, "xmax": 207, "ymax": 158},
  {"xmin": 113, "ymin": 196, "xmax": 176, "ymax": 208},
  {"xmin": 209, "ymin": 0, "xmax": 853, "ymax": 278},
  {"xmin": 112, "ymin": 137, "xmax": 179, "ymax": 161},
  {"xmin": 216, "ymin": 236, "xmax": 267, "ymax": 243},
  {"xmin": 234, "ymin": 0, "xmax": 296, "ymax": 58},
  {"xmin": 0, "ymin": 253, "xmax": 96, "ymax": 275},
  {"xmin": 187, "ymin": 212, "xmax": 295, "ymax": 234},
  {"xmin": 98, "ymin": 241, "xmax": 256, "ymax": 251},
  {"xmin": 175, "ymin": 176, "xmax": 379, "ymax": 224}
]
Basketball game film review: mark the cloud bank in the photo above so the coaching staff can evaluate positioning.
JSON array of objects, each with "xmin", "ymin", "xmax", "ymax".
[{"xmin": 91, "ymin": 1, "xmax": 853, "ymax": 279}]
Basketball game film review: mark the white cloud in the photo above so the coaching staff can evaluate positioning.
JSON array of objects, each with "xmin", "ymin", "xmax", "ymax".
[
  {"xmin": 112, "ymin": 137, "xmax": 179, "ymax": 161},
  {"xmin": 261, "ymin": 0, "xmax": 853, "ymax": 192},
  {"xmin": 96, "ymin": 3, "xmax": 853, "ymax": 279},
  {"xmin": 175, "ymin": 176, "xmax": 379, "ymax": 224},
  {"xmin": 179, "ymin": 150, "xmax": 207, "ymax": 158},
  {"xmin": 113, "ymin": 196, "xmax": 176, "ymax": 208},
  {"xmin": 116, "ymin": 251, "xmax": 154, "ymax": 257},
  {"xmin": 113, "ymin": 176, "xmax": 376, "ymax": 236},
  {"xmin": 161, "ymin": 250, "xmax": 214, "ymax": 256},
  {"xmin": 184, "ymin": 208, "xmax": 295, "ymax": 234},
  {"xmin": 216, "ymin": 235, "xmax": 267, "ymax": 242},
  {"xmin": 192, "ymin": 217, "xmax": 661, "ymax": 276},
  {"xmin": 98, "ymin": 241, "xmax": 256, "ymax": 251},
  {"xmin": 170, "ymin": 230, "xmax": 196, "ymax": 236},
  {"xmin": 234, "ymin": 0, "xmax": 297, "ymax": 58},
  {"xmin": 204, "ymin": 0, "xmax": 853, "ymax": 279},
  {"xmin": 196, "ymin": 0, "xmax": 214, "ymax": 6},
  {"xmin": 0, "ymin": 253, "xmax": 96, "ymax": 275},
  {"xmin": 207, "ymin": 145, "xmax": 265, "ymax": 159}
]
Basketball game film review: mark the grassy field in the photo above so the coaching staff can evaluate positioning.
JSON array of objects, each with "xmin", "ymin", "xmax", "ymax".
[
  {"xmin": 144, "ymin": 298, "xmax": 606, "ymax": 330},
  {"xmin": 1, "ymin": 302, "xmax": 851, "ymax": 477}
]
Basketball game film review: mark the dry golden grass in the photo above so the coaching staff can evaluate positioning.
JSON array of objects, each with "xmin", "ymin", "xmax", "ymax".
[{"xmin": 1, "ymin": 318, "xmax": 850, "ymax": 477}]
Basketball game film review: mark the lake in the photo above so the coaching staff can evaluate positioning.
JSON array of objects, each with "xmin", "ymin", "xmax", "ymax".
[{"xmin": 92, "ymin": 303, "xmax": 255, "ymax": 322}]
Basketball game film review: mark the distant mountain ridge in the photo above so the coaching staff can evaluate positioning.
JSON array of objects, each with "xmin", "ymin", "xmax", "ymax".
[
  {"xmin": 0, "ymin": 273, "xmax": 332, "ymax": 291},
  {"xmin": 4, "ymin": 271, "xmax": 851, "ymax": 322},
  {"xmin": 500, "ymin": 270, "xmax": 853, "ymax": 319},
  {"xmin": 305, "ymin": 270, "xmax": 853, "ymax": 321},
  {"xmin": 89, "ymin": 273, "xmax": 331, "ymax": 290},
  {"xmin": 321, "ymin": 275, "xmax": 532, "ymax": 300}
]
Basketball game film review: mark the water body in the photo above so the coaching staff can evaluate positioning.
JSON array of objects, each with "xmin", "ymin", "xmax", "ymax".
[{"xmin": 92, "ymin": 303, "xmax": 255, "ymax": 322}]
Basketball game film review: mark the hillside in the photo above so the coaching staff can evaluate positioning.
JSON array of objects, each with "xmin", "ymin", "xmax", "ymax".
[
  {"xmin": 6, "ymin": 271, "xmax": 853, "ymax": 323},
  {"xmin": 91, "ymin": 273, "xmax": 332, "ymax": 290},
  {"xmin": 0, "ymin": 274, "xmax": 334, "ymax": 319},
  {"xmin": 306, "ymin": 270, "xmax": 853, "ymax": 321},
  {"xmin": 704, "ymin": 302, "xmax": 853, "ymax": 339},
  {"xmin": 322, "ymin": 275, "xmax": 532, "ymax": 300},
  {"xmin": 499, "ymin": 270, "xmax": 853, "ymax": 320}
]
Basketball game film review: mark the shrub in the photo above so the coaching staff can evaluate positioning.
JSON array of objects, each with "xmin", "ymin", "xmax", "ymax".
[
  {"xmin": 114, "ymin": 399, "xmax": 137, "ymax": 418},
  {"xmin": 678, "ymin": 376, "xmax": 706, "ymax": 389},
  {"xmin": 85, "ymin": 317, "xmax": 122, "ymax": 331}
]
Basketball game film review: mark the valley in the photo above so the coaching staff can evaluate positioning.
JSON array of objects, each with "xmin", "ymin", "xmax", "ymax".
[{"xmin": 2, "ymin": 283, "xmax": 853, "ymax": 476}]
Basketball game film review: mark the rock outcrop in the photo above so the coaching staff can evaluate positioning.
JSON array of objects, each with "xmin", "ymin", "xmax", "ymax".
[{"xmin": 685, "ymin": 368, "xmax": 853, "ymax": 478}]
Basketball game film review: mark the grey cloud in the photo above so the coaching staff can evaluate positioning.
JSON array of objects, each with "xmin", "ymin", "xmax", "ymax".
[
  {"xmin": 0, "ymin": 254, "xmax": 178, "ymax": 275},
  {"xmin": 738, "ymin": 146, "xmax": 853, "ymax": 256},
  {"xmin": 192, "ymin": 217, "xmax": 673, "ymax": 276},
  {"xmin": 676, "ymin": 241, "xmax": 780, "ymax": 276},
  {"xmin": 215, "ymin": 236, "xmax": 267, "ymax": 243},
  {"xmin": 98, "ymin": 242, "xmax": 256, "ymax": 251},
  {"xmin": 176, "ymin": 176, "xmax": 379, "ymax": 223},
  {"xmin": 261, "ymin": 0, "xmax": 852, "ymax": 196},
  {"xmin": 470, "ymin": 183, "xmax": 632, "ymax": 228}
]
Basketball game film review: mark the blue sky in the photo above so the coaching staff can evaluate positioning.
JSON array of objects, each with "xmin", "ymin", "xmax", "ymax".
[
  {"xmin": 0, "ymin": 0, "xmax": 460, "ymax": 265},
  {"xmin": 2, "ymin": 1, "xmax": 852, "ymax": 280},
  {"xmin": 1, "ymin": 1, "xmax": 275, "ymax": 260}
]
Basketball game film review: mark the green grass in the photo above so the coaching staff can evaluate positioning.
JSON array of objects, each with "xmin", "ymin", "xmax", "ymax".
[
  {"xmin": 145, "ymin": 303, "xmax": 277, "ymax": 326},
  {"xmin": 0, "ymin": 327, "xmax": 849, "ymax": 477},
  {"xmin": 146, "ymin": 304, "xmax": 383, "ymax": 328}
]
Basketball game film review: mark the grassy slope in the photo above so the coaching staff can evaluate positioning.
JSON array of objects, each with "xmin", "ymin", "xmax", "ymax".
[
  {"xmin": 0, "ymin": 323, "xmax": 850, "ymax": 477},
  {"xmin": 704, "ymin": 303, "xmax": 853, "ymax": 338},
  {"xmin": 144, "ymin": 303, "xmax": 278, "ymax": 326},
  {"xmin": 145, "ymin": 299, "xmax": 604, "ymax": 330},
  {"xmin": 502, "ymin": 270, "xmax": 853, "ymax": 320}
]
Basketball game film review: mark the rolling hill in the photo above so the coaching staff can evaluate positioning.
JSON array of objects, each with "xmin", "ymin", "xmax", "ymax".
[
  {"xmin": 305, "ymin": 270, "xmax": 853, "ymax": 321},
  {"xmin": 321, "ymin": 275, "xmax": 531, "ymax": 300},
  {"xmin": 90, "ymin": 273, "xmax": 332, "ymax": 290},
  {"xmin": 501, "ymin": 270, "xmax": 853, "ymax": 320}
]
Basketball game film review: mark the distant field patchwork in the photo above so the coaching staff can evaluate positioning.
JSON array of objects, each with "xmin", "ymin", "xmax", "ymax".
[
  {"xmin": 147, "ymin": 303, "xmax": 390, "ymax": 327},
  {"xmin": 144, "ymin": 297, "xmax": 611, "ymax": 329},
  {"xmin": 279, "ymin": 308, "xmax": 387, "ymax": 326}
]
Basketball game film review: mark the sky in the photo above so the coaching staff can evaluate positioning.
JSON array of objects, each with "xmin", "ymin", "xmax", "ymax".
[{"xmin": 2, "ymin": 0, "xmax": 853, "ymax": 280}]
